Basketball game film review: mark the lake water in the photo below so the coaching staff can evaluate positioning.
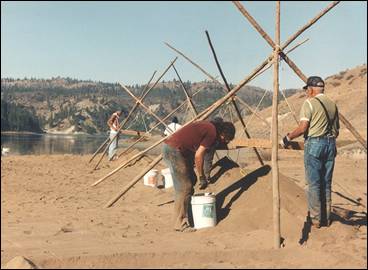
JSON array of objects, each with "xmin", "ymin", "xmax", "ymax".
[{"xmin": 1, "ymin": 133, "xmax": 115, "ymax": 155}]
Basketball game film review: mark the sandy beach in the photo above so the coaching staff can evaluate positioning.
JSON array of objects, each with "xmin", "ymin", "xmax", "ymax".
[{"xmin": 1, "ymin": 145, "xmax": 366, "ymax": 268}]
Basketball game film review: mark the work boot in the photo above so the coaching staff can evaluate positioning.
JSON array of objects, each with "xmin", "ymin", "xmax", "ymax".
[{"xmin": 310, "ymin": 219, "xmax": 321, "ymax": 229}]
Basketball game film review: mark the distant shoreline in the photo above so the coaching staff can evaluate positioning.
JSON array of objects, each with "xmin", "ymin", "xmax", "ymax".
[
  {"xmin": 1, "ymin": 131, "xmax": 105, "ymax": 137},
  {"xmin": 1, "ymin": 131, "xmax": 44, "ymax": 135}
]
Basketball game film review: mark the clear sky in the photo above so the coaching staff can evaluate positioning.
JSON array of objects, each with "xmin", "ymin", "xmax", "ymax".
[{"xmin": 1, "ymin": 1, "xmax": 367, "ymax": 90}]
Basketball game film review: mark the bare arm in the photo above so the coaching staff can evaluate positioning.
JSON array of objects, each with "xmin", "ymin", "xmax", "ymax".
[
  {"xmin": 107, "ymin": 115, "xmax": 116, "ymax": 131},
  {"xmin": 288, "ymin": 120, "xmax": 309, "ymax": 140},
  {"xmin": 194, "ymin": 145, "xmax": 207, "ymax": 178}
]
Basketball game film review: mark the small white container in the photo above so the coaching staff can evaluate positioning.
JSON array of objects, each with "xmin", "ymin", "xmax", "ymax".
[
  {"xmin": 143, "ymin": 169, "xmax": 161, "ymax": 187},
  {"xmin": 161, "ymin": 168, "xmax": 173, "ymax": 189},
  {"xmin": 191, "ymin": 193, "xmax": 217, "ymax": 229}
]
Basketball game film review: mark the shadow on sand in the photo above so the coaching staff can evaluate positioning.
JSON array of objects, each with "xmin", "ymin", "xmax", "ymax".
[
  {"xmin": 209, "ymin": 156, "xmax": 239, "ymax": 184},
  {"xmin": 215, "ymin": 164, "xmax": 271, "ymax": 224},
  {"xmin": 298, "ymin": 205, "xmax": 367, "ymax": 245}
]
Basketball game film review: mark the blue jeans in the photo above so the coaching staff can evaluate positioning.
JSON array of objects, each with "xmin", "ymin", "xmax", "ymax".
[
  {"xmin": 162, "ymin": 143, "xmax": 196, "ymax": 230},
  {"xmin": 304, "ymin": 136, "xmax": 336, "ymax": 225}
]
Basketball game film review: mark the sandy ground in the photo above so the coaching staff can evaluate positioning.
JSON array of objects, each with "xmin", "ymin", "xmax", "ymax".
[{"xmin": 1, "ymin": 142, "xmax": 366, "ymax": 269}]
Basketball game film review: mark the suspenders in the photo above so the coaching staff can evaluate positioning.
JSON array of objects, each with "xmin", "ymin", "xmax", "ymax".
[{"xmin": 314, "ymin": 97, "xmax": 338, "ymax": 137}]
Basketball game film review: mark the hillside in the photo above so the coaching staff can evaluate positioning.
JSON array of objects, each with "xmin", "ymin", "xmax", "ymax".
[
  {"xmin": 1, "ymin": 64, "xmax": 365, "ymax": 136},
  {"xmin": 0, "ymin": 77, "xmax": 297, "ymax": 134}
]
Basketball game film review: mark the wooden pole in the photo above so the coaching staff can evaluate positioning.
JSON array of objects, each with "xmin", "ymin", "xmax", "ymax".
[
  {"xmin": 205, "ymin": 30, "xmax": 264, "ymax": 166},
  {"xmin": 272, "ymin": 1, "xmax": 281, "ymax": 249},
  {"xmin": 172, "ymin": 64, "xmax": 198, "ymax": 116},
  {"xmin": 117, "ymin": 97, "xmax": 189, "ymax": 158},
  {"xmin": 281, "ymin": 1, "xmax": 340, "ymax": 49},
  {"xmin": 228, "ymin": 138, "xmax": 304, "ymax": 150},
  {"xmin": 119, "ymin": 83, "xmax": 175, "ymax": 134},
  {"xmin": 88, "ymin": 138, "xmax": 110, "ymax": 163},
  {"xmin": 280, "ymin": 89, "xmax": 299, "ymax": 124},
  {"xmin": 337, "ymin": 113, "xmax": 367, "ymax": 150},
  {"xmin": 104, "ymin": 154, "xmax": 163, "ymax": 208},
  {"xmin": 165, "ymin": 42, "xmax": 218, "ymax": 82},
  {"xmin": 93, "ymin": 58, "xmax": 177, "ymax": 169},
  {"xmin": 244, "ymin": 90, "xmax": 268, "ymax": 128}
]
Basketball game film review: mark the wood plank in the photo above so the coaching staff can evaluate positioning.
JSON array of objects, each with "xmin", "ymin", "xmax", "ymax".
[
  {"xmin": 119, "ymin": 129, "xmax": 148, "ymax": 137},
  {"xmin": 228, "ymin": 138, "xmax": 361, "ymax": 151},
  {"xmin": 228, "ymin": 138, "xmax": 304, "ymax": 150}
]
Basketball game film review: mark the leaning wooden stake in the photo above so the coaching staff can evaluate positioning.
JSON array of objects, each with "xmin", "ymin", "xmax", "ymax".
[
  {"xmin": 272, "ymin": 1, "xmax": 281, "ymax": 249},
  {"xmin": 104, "ymin": 154, "xmax": 163, "ymax": 208},
  {"xmin": 119, "ymin": 83, "xmax": 175, "ymax": 134},
  {"xmin": 118, "ymin": 97, "xmax": 189, "ymax": 158},
  {"xmin": 205, "ymin": 30, "xmax": 264, "ymax": 166},
  {"xmin": 338, "ymin": 114, "xmax": 367, "ymax": 150},
  {"xmin": 172, "ymin": 64, "xmax": 198, "ymax": 116},
  {"xmin": 89, "ymin": 138, "xmax": 110, "ymax": 163}
]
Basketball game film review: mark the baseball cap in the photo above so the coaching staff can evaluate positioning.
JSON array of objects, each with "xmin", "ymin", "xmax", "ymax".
[{"xmin": 303, "ymin": 76, "xmax": 325, "ymax": 90}]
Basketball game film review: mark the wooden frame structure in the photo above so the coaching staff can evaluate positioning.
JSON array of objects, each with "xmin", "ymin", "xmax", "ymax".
[
  {"xmin": 90, "ymin": 1, "xmax": 366, "ymax": 250},
  {"xmin": 90, "ymin": 58, "xmax": 178, "ymax": 169}
]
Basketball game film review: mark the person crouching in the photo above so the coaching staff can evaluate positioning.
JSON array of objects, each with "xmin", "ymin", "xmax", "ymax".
[{"xmin": 162, "ymin": 120, "xmax": 235, "ymax": 232}]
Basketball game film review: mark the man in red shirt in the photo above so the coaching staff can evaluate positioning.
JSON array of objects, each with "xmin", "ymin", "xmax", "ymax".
[{"xmin": 162, "ymin": 120, "xmax": 235, "ymax": 232}]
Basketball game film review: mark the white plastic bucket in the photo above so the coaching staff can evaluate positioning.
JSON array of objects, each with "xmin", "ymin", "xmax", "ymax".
[
  {"xmin": 191, "ymin": 193, "xmax": 217, "ymax": 229},
  {"xmin": 143, "ymin": 169, "xmax": 160, "ymax": 187},
  {"xmin": 161, "ymin": 168, "xmax": 173, "ymax": 189}
]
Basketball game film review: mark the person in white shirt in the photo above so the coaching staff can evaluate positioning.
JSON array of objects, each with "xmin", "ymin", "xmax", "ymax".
[
  {"xmin": 107, "ymin": 110, "xmax": 124, "ymax": 161},
  {"xmin": 164, "ymin": 116, "xmax": 182, "ymax": 136}
]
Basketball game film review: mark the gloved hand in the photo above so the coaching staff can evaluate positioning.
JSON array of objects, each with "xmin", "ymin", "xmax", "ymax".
[
  {"xmin": 198, "ymin": 175, "xmax": 208, "ymax": 190},
  {"xmin": 280, "ymin": 134, "xmax": 290, "ymax": 148}
]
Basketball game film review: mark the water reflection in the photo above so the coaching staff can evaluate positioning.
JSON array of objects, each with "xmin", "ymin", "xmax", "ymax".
[{"xmin": 1, "ymin": 133, "xmax": 108, "ymax": 155}]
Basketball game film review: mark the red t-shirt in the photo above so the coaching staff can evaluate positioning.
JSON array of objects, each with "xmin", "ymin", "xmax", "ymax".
[{"xmin": 164, "ymin": 121, "xmax": 217, "ymax": 155}]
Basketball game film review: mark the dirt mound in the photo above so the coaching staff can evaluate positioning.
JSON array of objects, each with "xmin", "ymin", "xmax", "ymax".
[{"xmin": 2, "ymin": 256, "xmax": 38, "ymax": 269}]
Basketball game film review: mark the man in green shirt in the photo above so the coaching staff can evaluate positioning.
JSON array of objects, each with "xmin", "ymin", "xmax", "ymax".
[{"xmin": 281, "ymin": 76, "xmax": 340, "ymax": 229}]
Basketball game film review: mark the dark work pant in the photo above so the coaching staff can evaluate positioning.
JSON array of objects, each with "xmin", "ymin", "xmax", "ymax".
[{"xmin": 162, "ymin": 143, "xmax": 196, "ymax": 230}]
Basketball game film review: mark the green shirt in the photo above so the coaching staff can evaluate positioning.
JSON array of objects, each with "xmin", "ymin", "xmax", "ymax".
[{"xmin": 299, "ymin": 93, "xmax": 340, "ymax": 138}]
